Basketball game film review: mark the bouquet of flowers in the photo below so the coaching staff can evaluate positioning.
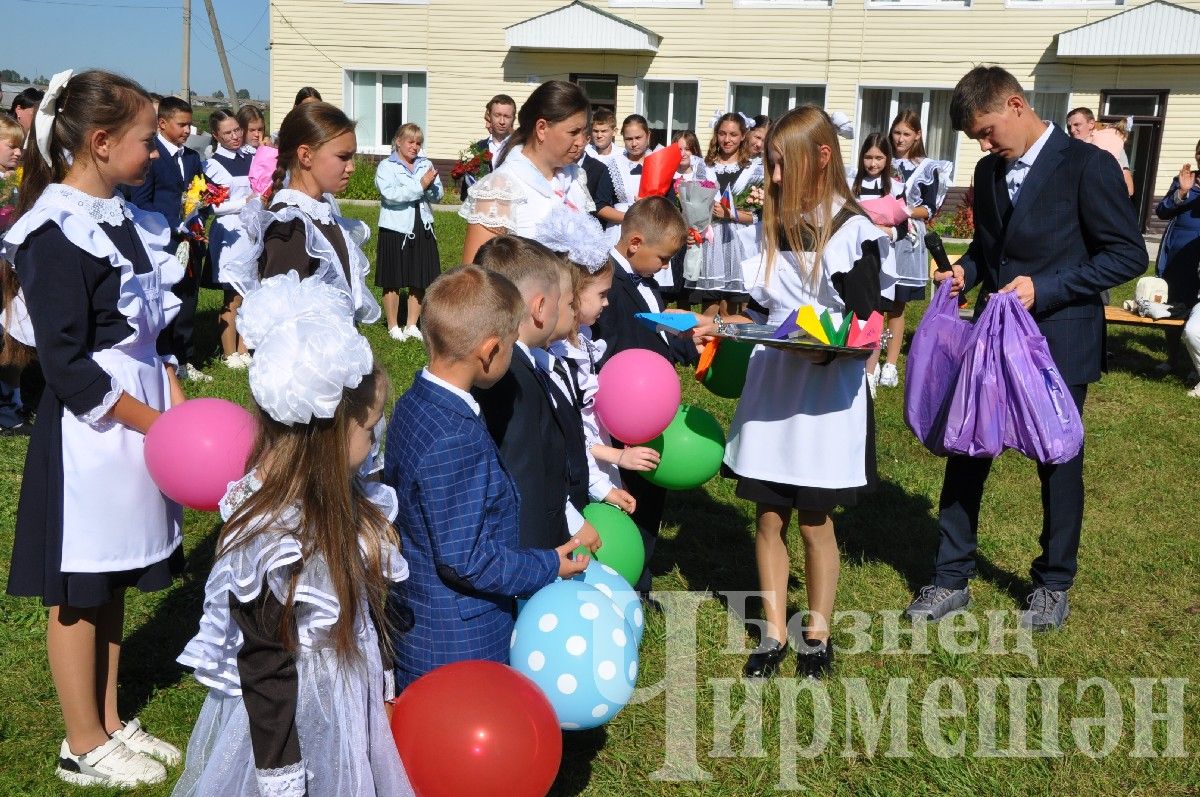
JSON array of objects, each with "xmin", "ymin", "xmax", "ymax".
[
  {"xmin": 450, "ymin": 140, "xmax": 491, "ymax": 188},
  {"xmin": 676, "ymin": 179, "xmax": 718, "ymax": 282},
  {"xmin": 180, "ymin": 175, "xmax": 231, "ymax": 243},
  {"xmin": 732, "ymin": 182, "xmax": 764, "ymax": 214},
  {"xmin": 0, "ymin": 167, "xmax": 21, "ymax": 233}
]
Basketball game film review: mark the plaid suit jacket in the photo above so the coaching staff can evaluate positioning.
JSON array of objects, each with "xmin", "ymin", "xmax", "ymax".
[{"xmin": 385, "ymin": 374, "xmax": 558, "ymax": 689}]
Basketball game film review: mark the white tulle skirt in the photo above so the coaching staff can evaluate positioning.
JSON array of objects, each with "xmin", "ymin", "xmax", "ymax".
[{"xmin": 172, "ymin": 641, "xmax": 413, "ymax": 797}]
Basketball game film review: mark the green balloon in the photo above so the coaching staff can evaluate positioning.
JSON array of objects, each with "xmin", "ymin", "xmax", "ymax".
[
  {"xmin": 643, "ymin": 405, "xmax": 727, "ymax": 491},
  {"xmin": 581, "ymin": 502, "xmax": 645, "ymax": 587},
  {"xmin": 702, "ymin": 340, "xmax": 754, "ymax": 399}
]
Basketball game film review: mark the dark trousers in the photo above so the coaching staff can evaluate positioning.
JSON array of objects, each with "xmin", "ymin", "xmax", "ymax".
[
  {"xmin": 622, "ymin": 469, "xmax": 667, "ymax": 594},
  {"xmin": 933, "ymin": 384, "xmax": 1087, "ymax": 592},
  {"xmin": 167, "ymin": 244, "xmax": 201, "ymax": 366}
]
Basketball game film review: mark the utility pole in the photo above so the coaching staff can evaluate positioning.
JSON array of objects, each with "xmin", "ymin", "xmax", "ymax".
[
  {"xmin": 181, "ymin": 0, "xmax": 191, "ymax": 99},
  {"xmin": 203, "ymin": 0, "xmax": 239, "ymax": 109}
]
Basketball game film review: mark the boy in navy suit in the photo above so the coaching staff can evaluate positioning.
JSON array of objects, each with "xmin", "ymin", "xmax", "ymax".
[
  {"xmin": 127, "ymin": 96, "xmax": 208, "ymax": 380},
  {"xmin": 473, "ymin": 236, "xmax": 601, "ymax": 553},
  {"xmin": 385, "ymin": 265, "xmax": 590, "ymax": 690},
  {"xmin": 592, "ymin": 197, "xmax": 697, "ymax": 598}
]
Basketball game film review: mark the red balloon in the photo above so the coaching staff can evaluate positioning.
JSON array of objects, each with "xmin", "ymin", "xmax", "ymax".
[{"xmin": 391, "ymin": 661, "xmax": 562, "ymax": 797}]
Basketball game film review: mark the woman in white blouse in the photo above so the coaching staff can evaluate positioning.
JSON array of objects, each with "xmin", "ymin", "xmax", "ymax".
[{"xmin": 460, "ymin": 81, "xmax": 594, "ymax": 262}]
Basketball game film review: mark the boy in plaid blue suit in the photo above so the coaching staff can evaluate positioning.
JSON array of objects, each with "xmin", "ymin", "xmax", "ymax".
[{"xmin": 386, "ymin": 265, "xmax": 589, "ymax": 690}]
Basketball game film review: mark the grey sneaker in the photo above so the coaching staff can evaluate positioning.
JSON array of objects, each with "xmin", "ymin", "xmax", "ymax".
[
  {"xmin": 1020, "ymin": 587, "xmax": 1069, "ymax": 631},
  {"xmin": 905, "ymin": 584, "xmax": 971, "ymax": 622},
  {"xmin": 56, "ymin": 737, "xmax": 166, "ymax": 787}
]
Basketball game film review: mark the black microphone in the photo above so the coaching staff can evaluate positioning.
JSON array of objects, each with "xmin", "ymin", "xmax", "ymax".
[{"xmin": 924, "ymin": 231, "xmax": 954, "ymax": 273}]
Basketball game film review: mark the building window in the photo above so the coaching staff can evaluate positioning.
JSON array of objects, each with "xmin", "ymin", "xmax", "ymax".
[
  {"xmin": 858, "ymin": 87, "xmax": 958, "ymax": 176},
  {"xmin": 571, "ymin": 74, "xmax": 618, "ymax": 116},
  {"xmin": 867, "ymin": 0, "xmax": 971, "ymax": 7},
  {"xmin": 1026, "ymin": 90, "xmax": 1069, "ymax": 126},
  {"xmin": 346, "ymin": 70, "xmax": 427, "ymax": 154},
  {"xmin": 729, "ymin": 84, "xmax": 826, "ymax": 122},
  {"xmin": 641, "ymin": 80, "xmax": 699, "ymax": 148}
]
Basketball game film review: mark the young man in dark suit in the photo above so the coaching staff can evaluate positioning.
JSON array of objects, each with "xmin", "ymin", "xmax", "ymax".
[
  {"xmin": 905, "ymin": 66, "xmax": 1146, "ymax": 631},
  {"xmin": 472, "ymin": 236, "xmax": 600, "ymax": 553},
  {"xmin": 592, "ymin": 197, "xmax": 699, "ymax": 599},
  {"xmin": 127, "ymin": 96, "xmax": 209, "ymax": 380}
]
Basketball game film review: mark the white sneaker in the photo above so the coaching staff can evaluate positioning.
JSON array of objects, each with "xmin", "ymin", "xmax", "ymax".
[
  {"xmin": 866, "ymin": 369, "xmax": 879, "ymax": 400},
  {"xmin": 111, "ymin": 718, "xmax": 181, "ymax": 766},
  {"xmin": 878, "ymin": 362, "xmax": 899, "ymax": 388},
  {"xmin": 1187, "ymin": 383, "xmax": 1200, "ymax": 399},
  {"xmin": 403, "ymin": 325, "xmax": 422, "ymax": 342},
  {"xmin": 388, "ymin": 326, "xmax": 407, "ymax": 341},
  {"xmin": 177, "ymin": 364, "xmax": 214, "ymax": 383},
  {"xmin": 224, "ymin": 353, "xmax": 249, "ymax": 370},
  {"xmin": 56, "ymin": 737, "xmax": 166, "ymax": 787}
]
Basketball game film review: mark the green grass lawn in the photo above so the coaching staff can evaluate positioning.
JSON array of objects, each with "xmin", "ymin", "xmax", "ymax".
[{"xmin": 0, "ymin": 208, "xmax": 1197, "ymax": 796}]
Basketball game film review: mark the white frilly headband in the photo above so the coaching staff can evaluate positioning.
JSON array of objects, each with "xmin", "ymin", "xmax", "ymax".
[
  {"xmin": 238, "ymin": 273, "xmax": 374, "ymax": 426},
  {"xmin": 533, "ymin": 204, "xmax": 610, "ymax": 273},
  {"xmin": 828, "ymin": 111, "xmax": 855, "ymax": 140},
  {"xmin": 710, "ymin": 110, "xmax": 756, "ymax": 130},
  {"xmin": 35, "ymin": 69, "xmax": 74, "ymax": 167}
]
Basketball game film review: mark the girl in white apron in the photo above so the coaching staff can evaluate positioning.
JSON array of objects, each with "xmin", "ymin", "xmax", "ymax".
[
  {"xmin": 224, "ymin": 102, "xmax": 379, "ymax": 326},
  {"xmin": 173, "ymin": 275, "xmax": 414, "ymax": 797},
  {"xmin": 2, "ymin": 69, "xmax": 184, "ymax": 789},
  {"xmin": 709, "ymin": 107, "xmax": 897, "ymax": 681},
  {"xmin": 202, "ymin": 108, "xmax": 255, "ymax": 367}
]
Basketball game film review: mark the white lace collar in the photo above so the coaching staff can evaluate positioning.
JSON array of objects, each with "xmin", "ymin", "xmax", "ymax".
[
  {"xmin": 44, "ymin": 183, "xmax": 132, "ymax": 226},
  {"xmin": 272, "ymin": 188, "xmax": 334, "ymax": 223},
  {"xmin": 710, "ymin": 160, "xmax": 744, "ymax": 175}
]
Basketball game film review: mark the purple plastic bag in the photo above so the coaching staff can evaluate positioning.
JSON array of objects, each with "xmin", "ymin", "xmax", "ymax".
[
  {"xmin": 995, "ymin": 294, "xmax": 1084, "ymax": 465},
  {"xmin": 942, "ymin": 295, "xmax": 1007, "ymax": 458},
  {"xmin": 904, "ymin": 280, "xmax": 973, "ymax": 454}
]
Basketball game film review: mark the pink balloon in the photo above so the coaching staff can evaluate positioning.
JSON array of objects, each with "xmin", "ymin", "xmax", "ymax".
[
  {"xmin": 145, "ymin": 398, "xmax": 257, "ymax": 511},
  {"xmin": 594, "ymin": 348, "xmax": 681, "ymax": 444}
]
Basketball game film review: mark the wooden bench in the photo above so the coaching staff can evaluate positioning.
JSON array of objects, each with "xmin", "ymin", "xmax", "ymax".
[{"xmin": 1103, "ymin": 306, "xmax": 1184, "ymax": 329}]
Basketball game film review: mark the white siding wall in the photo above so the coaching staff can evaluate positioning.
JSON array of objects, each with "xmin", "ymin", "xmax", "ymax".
[{"xmin": 269, "ymin": 0, "xmax": 1200, "ymax": 201}]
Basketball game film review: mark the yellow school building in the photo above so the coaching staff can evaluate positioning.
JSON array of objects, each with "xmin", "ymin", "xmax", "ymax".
[{"xmin": 268, "ymin": 0, "xmax": 1200, "ymax": 229}]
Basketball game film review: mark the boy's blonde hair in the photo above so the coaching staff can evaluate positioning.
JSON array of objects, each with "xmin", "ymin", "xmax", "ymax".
[
  {"xmin": 762, "ymin": 106, "xmax": 864, "ymax": 287},
  {"xmin": 0, "ymin": 114, "xmax": 22, "ymax": 147},
  {"xmin": 473, "ymin": 235, "xmax": 561, "ymax": 297},
  {"xmin": 620, "ymin": 196, "xmax": 687, "ymax": 251},
  {"xmin": 422, "ymin": 265, "xmax": 524, "ymax": 361}
]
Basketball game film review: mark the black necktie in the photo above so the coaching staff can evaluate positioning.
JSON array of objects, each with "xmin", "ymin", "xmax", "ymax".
[{"xmin": 636, "ymin": 273, "xmax": 664, "ymax": 311}]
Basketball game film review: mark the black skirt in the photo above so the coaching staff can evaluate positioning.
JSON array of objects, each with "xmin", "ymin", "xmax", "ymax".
[
  {"xmin": 375, "ymin": 225, "xmax": 440, "ymax": 291},
  {"xmin": 893, "ymin": 283, "xmax": 928, "ymax": 304},
  {"xmin": 723, "ymin": 392, "xmax": 878, "ymax": 513}
]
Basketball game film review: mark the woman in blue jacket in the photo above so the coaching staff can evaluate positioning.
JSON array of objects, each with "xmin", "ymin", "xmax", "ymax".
[
  {"xmin": 376, "ymin": 123, "xmax": 443, "ymax": 341},
  {"xmin": 1155, "ymin": 144, "xmax": 1200, "ymax": 380}
]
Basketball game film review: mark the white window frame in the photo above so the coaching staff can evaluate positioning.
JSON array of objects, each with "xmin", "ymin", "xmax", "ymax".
[
  {"xmin": 735, "ymin": 0, "xmax": 831, "ymax": 7},
  {"xmin": 725, "ymin": 81, "xmax": 827, "ymax": 118},
  {"xmin": 637, "ymin": 78, "xmax": 700, "ymax": 142},
  {"xmin": 609, "ymin": 0, "xmax": 702, "ymax": 8},
  {"xmin": 854, "ymin": 84, "xmax": 959, "ymax": 179},
  {"xmin": 866, "ymin": 0, "xmax": 971, "ymax": 9},
  {"xmin": 343, "ymin": 67, "xmax": 427, "ymax": 156},
  {"xmin": 1007, "ymin": 0, "xmax": 1122, "ymax": 7}
]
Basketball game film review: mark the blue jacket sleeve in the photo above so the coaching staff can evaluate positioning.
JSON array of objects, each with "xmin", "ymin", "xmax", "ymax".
[
  {"xmin": 415, "ymin": 433, "xmax": 558, "ymax": 597},
  {"xmin": 1031, "ymin": 148, "xmax": 1147, "ymax": 314},
  {"xmin": 1155, "ymin": 177, "xmax": 1198, "ymax": 221},
  {"xmin": 375, "ymin": 161, "xmax": 427, "ymax": 205}
]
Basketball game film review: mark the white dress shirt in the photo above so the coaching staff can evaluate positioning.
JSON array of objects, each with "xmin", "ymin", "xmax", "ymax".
[
  {"xmin": 158, "ymin": 133, "xmax": 186, "ymax": 180},
  {"xmin": 1006, "ymin": 122, "xmax": 1053, "ymax": 204}
]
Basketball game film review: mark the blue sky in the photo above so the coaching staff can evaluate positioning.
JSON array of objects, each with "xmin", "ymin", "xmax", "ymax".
[{"xmin": 3, "ymin": 0, "xmax": 269, "ymax": 99}]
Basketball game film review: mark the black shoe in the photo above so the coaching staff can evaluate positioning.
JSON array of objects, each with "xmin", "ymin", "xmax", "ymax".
[
  {"xmin": 796, "ymin": 637, "xmax": 834, "ymax": 679},
  {"xmin": 742, "ymin": 638, "xmax": 788, "ymax": 678},
  {"xmin": 0, "ymin": 420, "xmax": 33, "ymax": 437}
]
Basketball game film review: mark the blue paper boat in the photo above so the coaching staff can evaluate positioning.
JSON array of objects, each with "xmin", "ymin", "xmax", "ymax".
[{"xmin": 635, "ymin": 312, "xmax": 700, "ymax": 336}]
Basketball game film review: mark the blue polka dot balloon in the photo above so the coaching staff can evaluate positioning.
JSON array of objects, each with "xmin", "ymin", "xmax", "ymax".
[
  {"xmin": 569, "ymin": 561, "xmax": 644, "ymax": 645},
  {"xmin": 510, "ymin": 580, "xmax": 638, "ymax": 730}
]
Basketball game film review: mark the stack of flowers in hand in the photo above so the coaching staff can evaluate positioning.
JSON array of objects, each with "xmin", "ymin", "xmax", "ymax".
[
  {"xmin": 733, "ymin": 182, "xmax": 764, "ymax": 215},
  {"xmin": 675, "ymin": 178, "xmax": 718, "ymax": 282},
  {"xmin": 0, "ymin": 166, "xmax": 21, "ymax": 233},
  {"xmin": 450, "ymin": 140, "xmax": 491, "ymax": 189},
  {"xmin": 180, "ymin": 175, "xmax": 230, "ymax": 244}
]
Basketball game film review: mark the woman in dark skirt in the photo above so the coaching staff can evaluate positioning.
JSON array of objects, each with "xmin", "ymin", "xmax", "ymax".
[{"xmin": 375, "ymin": 123, "xmax": 443, "ymax": 342}]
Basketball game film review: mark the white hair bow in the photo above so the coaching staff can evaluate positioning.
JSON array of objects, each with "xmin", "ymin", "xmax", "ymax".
[
  {"xmin": 709, "ymin": 109, "xmax": 756, "ymax": 130},
  {"xmin": 533, "ymin": 204, "xmax": 610, "ymax": 273},
  {"xmin": 828, "ymin": 111, "xmax": 854, "ymax": 140},
  {"xmin": 35, "ymin": 69, "xmax": 74, "ymax": 167}
]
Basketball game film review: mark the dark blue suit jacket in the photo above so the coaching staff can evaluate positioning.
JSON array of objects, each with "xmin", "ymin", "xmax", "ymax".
[
  {"xmin": 959, "ymin": 125, "xmax": 1145, "ymax": 385},
  {"xmin": 127, "ymin": 137, "xmax": 204, "ymax": 231},
  {"xmin": 385, "ymin": 374, "xmax": 558, "ymax": 689},
  {"xmin": 592, "ymin": 259, "xmax": 700, "ymax": 369}
]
